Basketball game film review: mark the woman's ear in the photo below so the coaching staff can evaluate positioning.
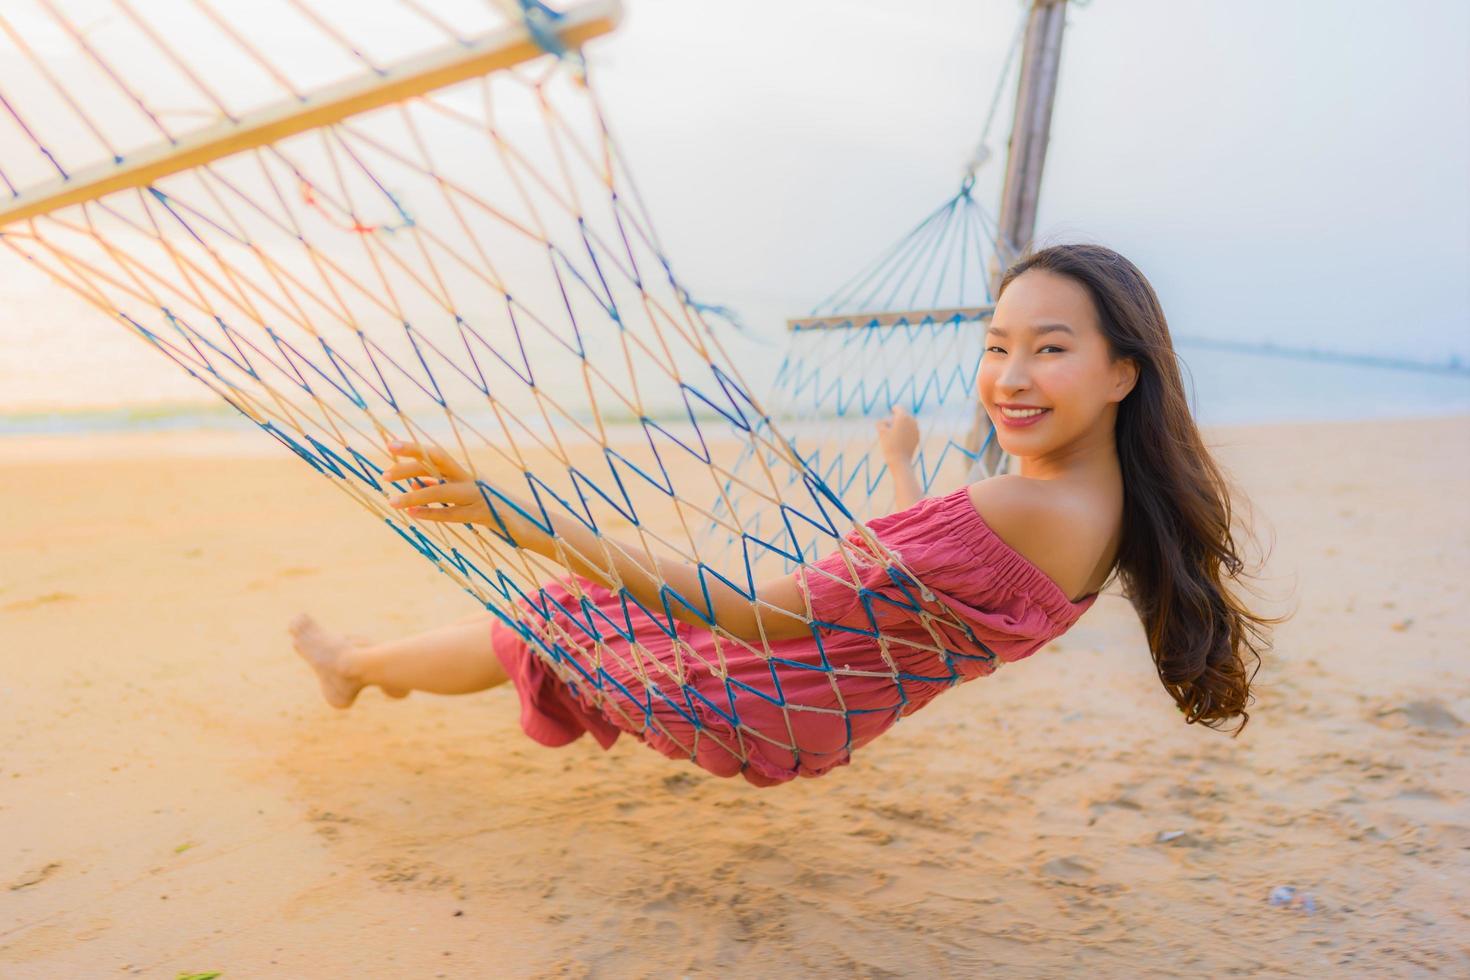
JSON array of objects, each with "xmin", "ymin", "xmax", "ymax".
[{"xmin": 1111, "ymin": 357, "xmax": 1139, "ymax": 402}]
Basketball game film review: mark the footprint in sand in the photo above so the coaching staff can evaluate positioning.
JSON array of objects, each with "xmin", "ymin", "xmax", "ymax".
[
  {"xmin": 8, "ymin": 861, "xmax": 62, "ymax": 890},
  {"xmin": 661, "ymin": 771, "xmax": 700, "ymax": 794},
  {"xmin": 1427, "ymin": 823, "xmax": 1470, "ymax": 851},
  {"xmin": 1373, "ymin": 700, "xmax": 1463, "ymax": 733},
  {"xmin": 846, "ymin": 825, "xmax": 897, "ymax": 846},
  {"xmin": 71, "ymin": 917, "xmax": 113, "ymax": 942},
  {"xmin": 1040, "ymin": 856, "xmax": 1095, "ymax": 882},
  {"xmin": 793, "ymin": 868, "xmax": 856, "ymax": 891},
  {"xmin": 861, "ymin": 801, "xmax": 951, "ymax": 832},
  {"xmin": 642, "ymin": 882, "xmax": 700, "ymax": 914},
  {"xmin": 308, "ymin": 808, "xmax": 357, "ymax": 842},
  {"xmin": 247, "ymin": 566, "xmax": 320, "ymax": 592},
  {"xmin": 2, "ymin": 592, "xmax": 77, "ymax": 612},
  {"xmin": 368, "ymin": 858, "xmax": 461, "ymax": 893},
  {"xmin": 1089, "ymin": 793, "xmax": 1144, "ymax": 814}
]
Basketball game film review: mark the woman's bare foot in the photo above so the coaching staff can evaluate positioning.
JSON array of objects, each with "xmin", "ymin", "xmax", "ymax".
[{"xmin": 289, "ymin": 614, "xmax": 409, "ymax": 707}]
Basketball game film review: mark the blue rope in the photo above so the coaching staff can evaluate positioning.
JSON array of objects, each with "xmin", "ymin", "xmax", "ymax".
[
  {"xmin": 809, "ymin": 182, "xmax": 998, "ymax": 318},
  {"xmin": 4, "ymin": 20, "xmax": 1012, "ymax": 773},
  {"xmin": 516, "ymin": 0, "xmax": 569, "ymax": 59},
  {"xmin": 679, "ymin": 286, "xmax": 754, "ymax": 337}
]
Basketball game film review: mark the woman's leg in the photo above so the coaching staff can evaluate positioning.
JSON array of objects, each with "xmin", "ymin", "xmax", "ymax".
[{"xmin": 290, "ymin": 610, "xmax": 509, "ymax": 708}]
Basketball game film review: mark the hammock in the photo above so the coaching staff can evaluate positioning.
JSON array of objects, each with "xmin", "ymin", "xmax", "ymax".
[{"xmin": 0, "ymin": 0, "xmax": 1016, "ymax": 774}]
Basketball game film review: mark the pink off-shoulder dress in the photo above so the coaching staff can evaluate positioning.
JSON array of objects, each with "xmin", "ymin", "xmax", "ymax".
[{"xmin": 489, "ymin": 485, "xmax": 1097, "ymax": 786}]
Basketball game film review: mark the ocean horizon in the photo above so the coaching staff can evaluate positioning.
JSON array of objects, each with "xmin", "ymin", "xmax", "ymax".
[{"xmin": 2, "ymin": 339, "xmax": 1467, "ymax": 440}]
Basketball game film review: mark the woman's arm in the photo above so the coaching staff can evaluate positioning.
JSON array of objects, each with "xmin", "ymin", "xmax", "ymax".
[
  {"xmin": 382, "ymin": 442, "xmax": 814, "ymax": 643},
  {"xmin": 876, "ymin": 405, "xmax": 924, "ymax": 509},
  {"xmin": 887, "ymin": 458, "xmax": 924, "ymax": 511},
  {"xmin": 512, "ymin": 505, "xmax": 813, "ymax": 645}
]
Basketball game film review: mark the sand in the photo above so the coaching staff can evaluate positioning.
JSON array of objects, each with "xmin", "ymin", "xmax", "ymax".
[{"xmin": 1, "ymin": 415, "xmax": 1467, "ymax": 977}]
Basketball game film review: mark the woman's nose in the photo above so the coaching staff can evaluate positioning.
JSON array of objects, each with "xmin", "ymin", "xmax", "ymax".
[{"xmin": 996, "ymin": 361, "xmax": 1030, "ymax": 393}]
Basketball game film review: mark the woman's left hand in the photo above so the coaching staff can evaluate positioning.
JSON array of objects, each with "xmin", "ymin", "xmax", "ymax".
[
  {"xmin": 383, "ymin": 440, "xmax": 498, "ymax": 525},
  {"xmin": 876, "ymin": 404, "xmax": 921, "ymax": 465}
]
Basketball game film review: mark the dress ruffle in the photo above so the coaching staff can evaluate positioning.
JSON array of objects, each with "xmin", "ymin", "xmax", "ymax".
[{"xmin": 492, "ymin": 486, "xmax": 1097, "ymax": 787}]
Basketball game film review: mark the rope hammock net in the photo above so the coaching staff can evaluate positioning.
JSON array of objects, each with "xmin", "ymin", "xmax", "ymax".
[{"xmin": 0, "ymin": 0, "xmax": 1019, "ymax": 778}]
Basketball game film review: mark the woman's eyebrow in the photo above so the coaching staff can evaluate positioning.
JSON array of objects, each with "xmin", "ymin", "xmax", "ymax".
[{"xmin": 985, "ymin": 323, "xmax": 1075, "ymax": 337}]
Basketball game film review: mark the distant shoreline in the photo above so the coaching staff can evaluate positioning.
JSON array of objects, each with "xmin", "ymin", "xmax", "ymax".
[
  {"xmin": 4, "ymin": 398, "xmax": 1470, "ymax": 442},
  {"xmin": 1, "ymin": 412, "xmax": 1466, "ymax": 467},
  {"xmin": 5, "ymin": 339, "xmax": 1469, "ymax": 438}
]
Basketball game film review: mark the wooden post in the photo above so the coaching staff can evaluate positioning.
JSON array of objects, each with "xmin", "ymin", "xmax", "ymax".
[
  {"xmin": 967, "ymin": 0, "xmax": 1069, "ymax": 480},
  {"xmin": 993, "ymin": 0, "xmax": 1069, "ymax": 281}
]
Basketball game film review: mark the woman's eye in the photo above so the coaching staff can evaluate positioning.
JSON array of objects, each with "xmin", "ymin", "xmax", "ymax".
[
  {"xmin": 984, "ymin": 345, "xmax": 1006, "ymax": 354},
  {"xmin": 1039, "ymin": 345, "xmax": 1065, "ymax": 354}
]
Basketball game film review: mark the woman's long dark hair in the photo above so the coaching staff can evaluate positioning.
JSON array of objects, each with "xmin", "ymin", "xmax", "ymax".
[{"xmin": 999, "ymin": 244, "xmax": 1282, "ymax": 733}]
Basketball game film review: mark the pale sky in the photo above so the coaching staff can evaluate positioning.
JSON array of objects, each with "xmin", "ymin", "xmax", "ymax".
[
  {"xmin": 588, "ymin": 0, "xmax": 1470, "ymax": 364},
  {"xmin": 592, "ymin": 0, "xmax": 1470, "ymax": 361},
  {"xmin": 0, "ymin": 0, "xmax": 1466, "ymax": 410}
]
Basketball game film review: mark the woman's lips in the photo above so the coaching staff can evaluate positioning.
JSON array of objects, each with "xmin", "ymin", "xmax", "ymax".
[{"xmin": 995, "ymin": 407, "xmax": 1050, "ymax": 429}]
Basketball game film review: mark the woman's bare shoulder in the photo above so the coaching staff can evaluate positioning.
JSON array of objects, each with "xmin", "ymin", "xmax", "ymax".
[{"xmin": 964, "ymin": 476, "xmax": 1114, "ymax": 598}]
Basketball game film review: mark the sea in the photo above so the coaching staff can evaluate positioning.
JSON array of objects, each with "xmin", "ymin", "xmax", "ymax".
[{"xmin": 0, "ymin": 339, "xmax": 1466, "ymax": 440}]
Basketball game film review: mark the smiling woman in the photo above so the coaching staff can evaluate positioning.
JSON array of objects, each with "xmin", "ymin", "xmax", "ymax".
[
  {"xmin": 981, "ymin": 270, "xmax": 1138, "ymax": 450},
  {"xmin": 0, "ymin": 0, "xmax": 1278, "ymax": 786},
  {"xmin": 293, "ymin": 244, "xmax": 1283, "ymax": 788},
  {"xmin": 983, "ymin": 245, "xmax": 1283, "ymax": 727}
]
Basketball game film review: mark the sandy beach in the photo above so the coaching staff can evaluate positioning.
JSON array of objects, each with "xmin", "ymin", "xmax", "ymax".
[{"xmin": 1, "ymin": 414, "xmax": 1467, "ymax": 976}]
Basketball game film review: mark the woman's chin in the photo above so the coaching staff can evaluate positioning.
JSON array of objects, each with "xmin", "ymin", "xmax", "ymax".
[
  {"xmin": 995, "ymin": 432, "xmax": 1048, "ymax": 460},
  {"xmin": 991, "ymin": 437, "xmax": 1021, "ymax": 459}
]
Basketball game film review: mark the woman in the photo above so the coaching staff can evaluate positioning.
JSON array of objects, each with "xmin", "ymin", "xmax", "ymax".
[{"xmin": 292, "ymin": 244, "xmax": 1277, "ymax": 786}]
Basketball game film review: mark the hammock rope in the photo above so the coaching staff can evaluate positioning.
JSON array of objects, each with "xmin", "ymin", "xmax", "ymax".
[{"xmin": 0, "ymin": 0, "xmax": 1020, "ymax": 775}]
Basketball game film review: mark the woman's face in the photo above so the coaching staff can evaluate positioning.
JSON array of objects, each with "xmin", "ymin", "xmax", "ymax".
[{"xmin": 979, "ymin": 268, "xmax": 1137, "ymax": 459}]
